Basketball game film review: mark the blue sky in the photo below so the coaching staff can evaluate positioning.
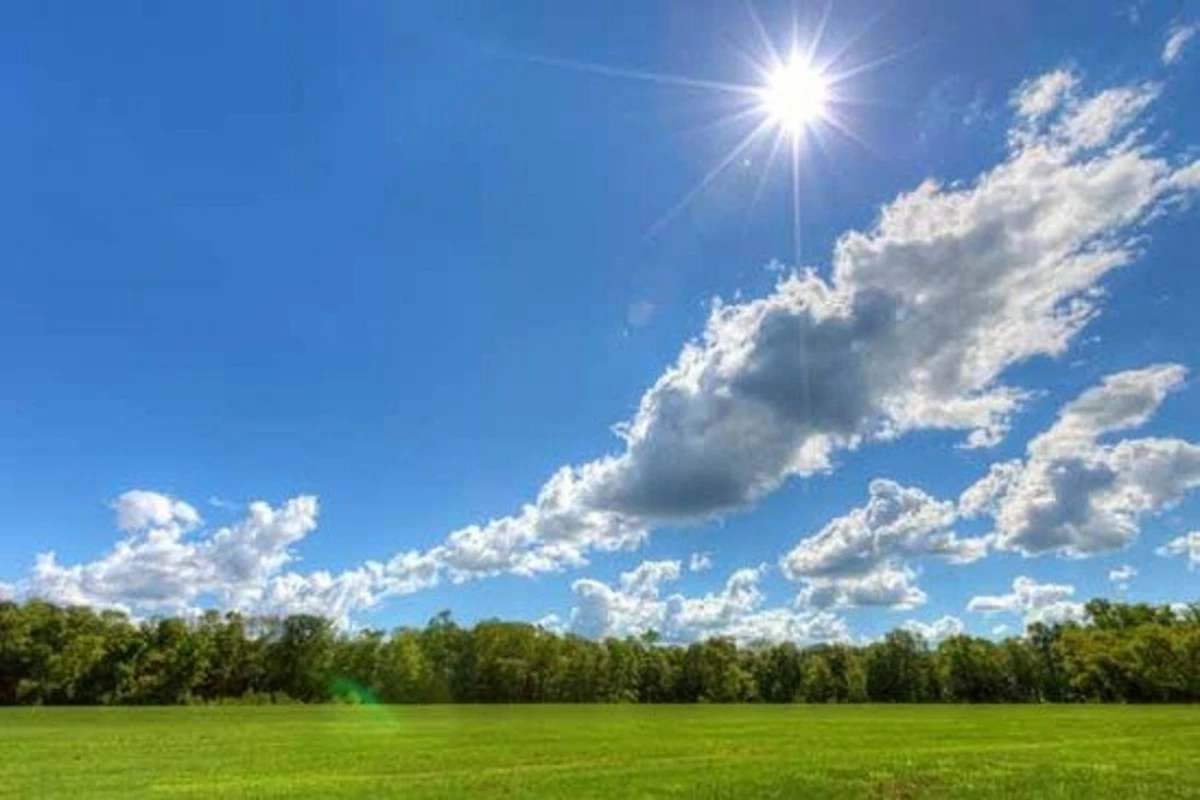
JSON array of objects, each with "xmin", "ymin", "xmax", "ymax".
[{"xmin": 2, "ymin": 0, "xmax": 1199, "ymax": 642}]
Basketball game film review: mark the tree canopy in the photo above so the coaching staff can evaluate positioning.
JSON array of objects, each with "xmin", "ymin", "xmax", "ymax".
[{"xmin": 1, "ymin": 599, "xmax": 1197, "ymax": 706}]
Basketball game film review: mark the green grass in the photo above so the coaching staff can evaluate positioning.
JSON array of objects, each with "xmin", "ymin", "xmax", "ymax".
[{"xmin": 1, "ymin": 705, "xmax": 1197, "ymax": 799}]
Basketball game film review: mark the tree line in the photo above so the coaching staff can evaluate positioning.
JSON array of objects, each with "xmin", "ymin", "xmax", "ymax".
[{"xmin": 1, "ymin": 599, "xmax": 1197, "ymax": 706}]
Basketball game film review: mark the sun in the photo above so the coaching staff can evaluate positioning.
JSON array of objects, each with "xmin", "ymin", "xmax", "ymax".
[
  {"xmin": 760, "ymin": 58, "xmax": 828, "ymax": 134},
  {"xmin": 524, "ymin": 3, "xmax": 886, "ymax": 263}
]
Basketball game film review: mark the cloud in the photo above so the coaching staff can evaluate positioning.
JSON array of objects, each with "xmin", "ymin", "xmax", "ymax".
[
  {"xmin": 902, "ymin": 615, "xmax": 965, "ymax": 643},
  {"xmin": 207, "ymin": 496, "xmax": 241, "ymax": 511},
  {"xmin": 418, "ymin": 65, "xmax": 1197, "ymax": 580},
  {"xmin": 797, "ymin": 566, "xmax": 928, "ymax": 610},
  {"xmin": 959, "ymin": 364, "xmax": 1200, "ymax": 557},
  {"xmin": 688, "ymin": 552, "xmax": 714, "ymax": 572},
  {"xmin": 1108, "ymin": 564, "xmax": 1138, "ymax": 588},
  {"xmin": 991, "ymin": 624, "xmax": 1009, "ymax": 636},
  {"xmin": 968, "ymin": 576, "xmax": 1086, "ymax": 627},
  {"xmin": 780, "ymin": 479, "xmax": 985, "ymax": 609},
  {"xmin": 626, "ymin": 300, "xmax": 656, "ymax": 328},
  {"xmin": 12, "ymin": 491, "xmax": 439, "ymax": 625},
  {"xmin": 1163, "ymin": 22, "xmax": 1197, "ymax": 65},
  {"xmin": 1126, "ymin": 1, "xmax": 1146, "ymax": 27},
  {"xmin": 431, "ymin": 466, "xmax": 647, "ymax": 580},
  {"xmin": 1157, "ymin": 531, "xmax": 1200, "ymax": 568},
  {"xmin": 112, "ymin": 490, "xmax": 201, "ymax": 536},
  {"xmin": 781, "ymin": 480, "xmax": 981, "ymax": 577},
  {"xmin": 568, "ymin": 561, "xmax": 848, "ymax": 645},
  {"xmin": 9, "ymin": 65, "xmax": 1200, "ymax": 623},
  {"xmin": 1012, "ymin": 70, "xmax": 1079, "ymax": 120}
]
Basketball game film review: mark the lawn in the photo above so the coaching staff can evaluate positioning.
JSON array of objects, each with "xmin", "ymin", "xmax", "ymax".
[{"xmin": 1, "ymin": 705, "xmax": 1197, "ymax": 798}]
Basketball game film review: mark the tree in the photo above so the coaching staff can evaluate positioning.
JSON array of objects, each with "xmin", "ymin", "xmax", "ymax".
[
  {"xmin": 265, "ymin": 614, "xmax": 335, "ymax": 702},
  {"xmin": 1, "ymin": 598, "xmax": 1197, "ymax": 706},
  {"xmin": 866, "ymin": 631, "xmax": 933, "ymax": 702}
]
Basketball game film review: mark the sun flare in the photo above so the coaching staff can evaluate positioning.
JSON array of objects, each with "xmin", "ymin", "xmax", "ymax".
[
  {"xmin": 760, "ymin": 59, "xmax": 828, "ymax": 134},
  {"xmin": 525, "ymin": 5, "xmax": 881, "ymax": 263}
]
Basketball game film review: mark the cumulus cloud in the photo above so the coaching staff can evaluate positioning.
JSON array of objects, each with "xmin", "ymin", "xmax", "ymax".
[
  {"xmin": 568, "ymin": 561, "xmax": 848, "ymax": 645},
  {"xmin": 1163, "ymin": 22, "xmax": 1197, "ymax": 65},
  {"xmin": 431, "ymin": 467, "xmax": 647, "ymax": 580},
  {"xmin": 11, "ymin": 491, "xmax": 438, "ymax": 625},
  {"xmin": 902, "ymin": 615, "xmax": 965, "ymax": 643},
  {"xmin": 796, "ymin": 566, "xmax": 928, "ymax": 610},
  {"xmin": 1012, "ymin": 70, "xmax": 1079, "ymax": 120},
  {"xmin": 688, "ymin": 552, "xmax": 714, "ymax": 572},
  {"xmin": 968, "ymin": 576, "xmax": 1086, "ymax": 627},
  {"xmin": 1157, "ymin": 531, "xmax": 1200, "ymax": 568},
  {"xmin": 113, "ymin": 490, "xmax": 201, "ymax": 536},
  {"xmin": 780, "ymin": 479, "xmax": 985, "ymax": 609},
  {"xmin": 959, "ymin": 364, "xmax": 1200, "ymax": 557}
]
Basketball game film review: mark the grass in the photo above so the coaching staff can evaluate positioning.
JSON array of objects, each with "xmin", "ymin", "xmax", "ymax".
[{"xmin": 1, "ymin": 705, "xmax": 1198, "ymax": 798}]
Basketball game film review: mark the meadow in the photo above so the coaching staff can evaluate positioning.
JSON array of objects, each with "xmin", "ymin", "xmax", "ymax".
[{"xmin": 2, "ymin": 705, "xmax": 1197, "ymax": 798}]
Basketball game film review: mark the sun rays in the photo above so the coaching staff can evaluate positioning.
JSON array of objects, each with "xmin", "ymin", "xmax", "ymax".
[{"xmin": 521, "ymin": 2, "xmax": 896, "ymax": 266}]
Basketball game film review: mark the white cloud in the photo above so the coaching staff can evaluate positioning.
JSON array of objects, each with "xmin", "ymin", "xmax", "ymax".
[
  {"xmin": 1157, "ymin": 531, "xmax": 1200, "ymax": 568},
  {"xmin": 1108, "ymin": 564, "xmax": 1138, "ymax": 589},
  {"xmin": 959, "ymin": 365, "xmax": 1200, "ymax": 557},
  {"xmin": 797, "ymin": 565, "xmax": 928, "ymax": 610},
  {"xmin": 431, "ymin": 466, "xmax": 647, "ymax": 581},
  {"xmin": 991, "ymin": 624, "xmax": 1009, "ymax": 636},
  {"xmin": 113, "ymin": 490, "xmax": 201, "ymax": 536},
  {"xmin": 619, "ymin": 559, "xmax": 683, "ymax": 596},
  {"xmin": 1012, "ymin": 69, "xmax": 1079, "ymax": 120},
  {"xmin": 1163, "ymin": 22, "xmax": 1197, "ymax": 65},
  {"xmin": 688, "ymin": 552, "xmax": 714, "ymax": 572},
  {"xmin": 781, "ymin": 480, "xmax": 981, "ymax": 577},
  {"xmin": 968, "ymin": 576, "xmax": 1087, "ymax": 627},
  {"xmin": 207, "ymin": 496, "xmax": 241, "ymax": 511},
  {"xmin": 12, "ymin": 492, "xmax": 439, "ymax": 625},
  {"xmin": 1055, "ymin": 84, "xmax": 1158, "ymax": 149},
  {"xmin": 781, "ymin": 479, "xmax": 985, "ymax": 609},
  {"xmin": 568, "ymin": 561, "xmax": 848, "ymax": 645},
  {"xmin": 256, "ymin": 566, "xmax": 384, "ymax": 624},
  {"xmin": 902, "ymin": 615, "xmax": 965, "ymax": 643}
]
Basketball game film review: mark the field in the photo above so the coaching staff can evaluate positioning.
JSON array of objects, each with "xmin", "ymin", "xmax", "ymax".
[{"xmin": 1, "ymin": 705, "xmax": 1198, "ymax": 799}]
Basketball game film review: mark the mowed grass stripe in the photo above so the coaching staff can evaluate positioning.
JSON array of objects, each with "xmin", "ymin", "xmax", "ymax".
[{"xmin": 1, "ymin": 705, "xmax": 1198, "ymax": 799}]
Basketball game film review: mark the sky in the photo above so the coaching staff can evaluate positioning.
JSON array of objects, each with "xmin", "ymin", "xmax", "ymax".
[{"xmin": 2, "ymin": 0, "xmax": 1199, "ymax": 644}]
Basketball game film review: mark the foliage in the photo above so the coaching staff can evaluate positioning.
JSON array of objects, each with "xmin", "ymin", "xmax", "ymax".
[{"xmin": 1, "ymin": 599, "xmax": 1198, "ymax": 705}]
